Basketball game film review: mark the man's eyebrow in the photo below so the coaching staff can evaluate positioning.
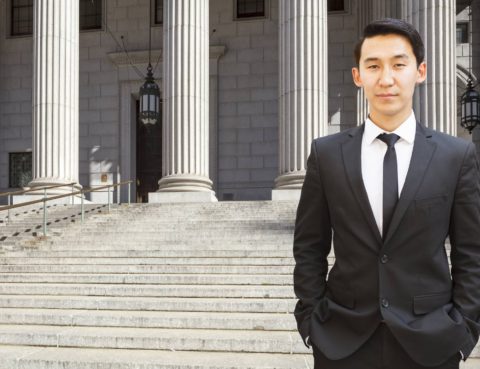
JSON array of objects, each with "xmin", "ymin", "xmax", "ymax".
[
  {"xmin": 392, "ymin": 53, "xmax": 409, "ymax": 60},
  {"xmin": 363, "ymin": 54, "xmax": 410, "ymax": 64}
]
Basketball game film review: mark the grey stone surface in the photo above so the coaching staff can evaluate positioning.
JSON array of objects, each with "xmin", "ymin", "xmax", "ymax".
[
  {"xmin": 0, "ymin": 201, "xmax": 318, "ymax": 367},
  {"xmin": 0, "ymin": 201, "xmax": 477, "ymax": 368}
]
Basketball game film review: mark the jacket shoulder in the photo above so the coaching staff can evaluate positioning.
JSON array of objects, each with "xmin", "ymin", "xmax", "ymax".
[
  {"xmin": 312, "ymin": 126, "xmax": 360, "ymax": 149},
  {"xmin": 421, "ymin": 124, "xmax": 472, "ymax": 154}
]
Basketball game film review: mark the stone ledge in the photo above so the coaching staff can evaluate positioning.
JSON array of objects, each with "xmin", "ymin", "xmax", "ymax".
[{"xmin": 148, "ymin": 192, "xmax": 218, "ymax": 203}]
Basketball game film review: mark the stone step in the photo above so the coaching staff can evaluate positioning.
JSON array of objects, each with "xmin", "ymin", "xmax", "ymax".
[
  {"xmin": 52, "ymin": 232, "xmax": 293, "ymax": 240},
  {"xmin": 3, "ymin": 249, "xmax": 294, "ymax": 258},
  {"xmin": 0, "ymin": 264, "xmax": 295, "ymax": 274},
  {"xmin": 0, "ymin": 273, "xmax": 292, "ymax": 285},
  {"xmin": 72, "ymin": 227, "xmax": 294, "ymax": 233},
  {"xmin": 0, "ymin": 308, "xmax": 296, "ymax": 330},
  {"xmin": 0, "ymin": 345, "xmax": 314, "ymax": 369},
  {"xmin": 41, "ymin": 242, "xmax": 294, "ymax": 250},
  {"xmin": 0, "ymin": 283, "xmax": 294, "ymax": 298},
  {"xmin": 78, "ymin": 218, "xmax": 295, "ymax": 224},
  {"xmin": 0, "ymin": 295, "xmax": 296, "ymax": 313},
  {"xmin": 0, "ymin": 257, "xmax": 295, "ymax": 266},
  {"xmin": 0, "ymin": 325, "xmax": 309, "ymax": 354}
]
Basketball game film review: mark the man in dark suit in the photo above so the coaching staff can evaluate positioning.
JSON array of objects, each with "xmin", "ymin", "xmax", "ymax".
[{"xmin": 293, "ymin": 18, "xmax": 480, "ymax": 369}]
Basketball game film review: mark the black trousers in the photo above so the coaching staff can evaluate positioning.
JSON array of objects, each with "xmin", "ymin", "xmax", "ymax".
[{"xmin": 312, "ymin": 323, "xmax": 461, "ymax": 369}]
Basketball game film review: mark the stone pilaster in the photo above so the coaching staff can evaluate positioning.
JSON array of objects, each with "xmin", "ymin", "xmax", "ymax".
[
  {"xmin": 29, "ymin": 0, "xmax": 81, "ymax": 194},
  {"xmin": 150, "ymin": 0, "xmax": 216, "ymax": 203},
  {"xmin": 272, "ymin": 0, "xmax": 328, "ymax": 201},
  {"xmin": 402, "ymin": 0, "xmax": 457, "ymax": 134}
]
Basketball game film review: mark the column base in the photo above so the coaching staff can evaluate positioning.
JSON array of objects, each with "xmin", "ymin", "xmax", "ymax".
[
  {"xmin": 151, "ymin": 174, "xmax": 218, "ymax": 203},
  {"xmin": 271, "ymin": 189, "xmax": 301, "ymax": 201},
  {"xmin": 272, "ymin": 171, "xmax": 305, "ymax": 201},
  {"xmin": 27, "ymin": 178, "xmax": 82, "ymax": 194},
  {"xmin": 273, "ymin": 171, "xmax": 305, "ymax": 189},
  {"xmin": 13, "ymin": 178, "xmax": 85, "ymax": 205},
  {"xmin": 149, "ymin": 191, "xmax": 218, "ymax": 203},
  {"xmin": 157, "ymin": 174, "xmax": 214, "ymax": 192}
]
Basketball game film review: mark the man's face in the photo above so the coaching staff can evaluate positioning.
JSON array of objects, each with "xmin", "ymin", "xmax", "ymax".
[{"xmin": 351, "ymin": 34, "xmax": 426, "ymax": 124}]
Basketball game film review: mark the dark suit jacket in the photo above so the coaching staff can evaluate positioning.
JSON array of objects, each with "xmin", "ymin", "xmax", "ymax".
[{"xmin": 293, "ymin": 122, "xmax": 480, "ymax": 366}]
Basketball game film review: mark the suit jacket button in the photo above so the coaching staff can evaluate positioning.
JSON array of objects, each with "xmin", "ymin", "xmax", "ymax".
[
  {"xmin": 381, "ymin": 298, "xmax": 389, "ymax": 308},
  {"xmin": 381, "ymin": 254, "xmax": 389, "ymax": 263}
]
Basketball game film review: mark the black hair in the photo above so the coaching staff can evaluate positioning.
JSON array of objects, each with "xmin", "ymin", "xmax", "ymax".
[{"xmin": 354, "ymin": 18, "xmax": 425, "ymax": 67}]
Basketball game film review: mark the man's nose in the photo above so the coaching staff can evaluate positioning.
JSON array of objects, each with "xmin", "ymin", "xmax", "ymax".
[{"xmin": 378, "ymin": 68, "xmax": 394, "ymax": 86}]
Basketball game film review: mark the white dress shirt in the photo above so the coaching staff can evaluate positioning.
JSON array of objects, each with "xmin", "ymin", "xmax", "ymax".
[{"xmin": 361, "ymin": 111, "xmax": 416, "ymax": 237}]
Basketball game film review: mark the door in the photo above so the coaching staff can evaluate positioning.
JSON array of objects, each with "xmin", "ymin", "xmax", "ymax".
[{"xmin": 136, "ymin": 100, "xmax": 162, "ymax": 203}]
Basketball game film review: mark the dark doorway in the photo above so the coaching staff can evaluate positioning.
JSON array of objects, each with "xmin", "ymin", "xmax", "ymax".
[{"xmin": 136, "ymin": 100, "xmax": 162, "ymax": 203}]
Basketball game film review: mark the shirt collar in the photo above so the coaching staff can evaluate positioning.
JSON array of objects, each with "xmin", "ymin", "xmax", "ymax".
[{"xmin": 364, "ymin": 111, "xmax": 416, "ymax": 145}]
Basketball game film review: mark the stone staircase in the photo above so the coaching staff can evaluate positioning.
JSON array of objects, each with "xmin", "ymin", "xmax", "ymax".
[
  {"xmin": 0, "ymin": 201, "xmax": 478, "ymax": 369},
  {"xmin": 0, "ymin": 201, "xmax": 315, "ymax": 369}
]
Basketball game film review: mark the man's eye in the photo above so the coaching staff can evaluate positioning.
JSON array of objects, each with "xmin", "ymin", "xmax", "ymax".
[
  {"xmin": 395, "ymin": 64, "xmax": 406, "ymax": 67},
  {"xmin": 368, "ymin": 65, "xmax": 378, "ymax": 69}
]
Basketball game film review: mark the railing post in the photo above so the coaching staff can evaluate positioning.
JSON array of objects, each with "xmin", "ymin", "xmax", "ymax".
[
  {"xmin": 7, "ymin": 194, "xmax": 11, "ymax": 223},
  {"xmin": 71, "ymin": 184, "xmax": 74, "ymax": 205},
  {"xmin": 107, "ymin": 186, "xmax": 111, "ymax": 213},
  {"xmin": 117, "ymin": 184, "xmax": 120, "ymax": 205},
  {"xmin": 128, "ymin": 182, "xmax": 131, "ymax": 205},
  {"xmin": 43, "ymin": 188, "xmax": 47, "ymax": 236},
  {"xmin": 81, "ymin": 189, "xmax": 84, "ymax": 223}
]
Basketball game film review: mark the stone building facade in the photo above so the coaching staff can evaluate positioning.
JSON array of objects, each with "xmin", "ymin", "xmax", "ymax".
[{"xmin": 0, "ymin": 0, "xmax": 479, "ymax": 204}]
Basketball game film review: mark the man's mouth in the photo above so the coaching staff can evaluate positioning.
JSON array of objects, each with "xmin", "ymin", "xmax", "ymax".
[{"xmin": 377, "ymin": 93, "xmax": 397, "ymax": 97}]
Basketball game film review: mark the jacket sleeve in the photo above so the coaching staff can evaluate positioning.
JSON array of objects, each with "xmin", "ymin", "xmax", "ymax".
[
  {"xmin": 293, "ymin": 140, "xmax": 332, "ymax": 347},
  {"xmin": 449, "ymin": 142, "xmax": 480, "ymax": 360}
]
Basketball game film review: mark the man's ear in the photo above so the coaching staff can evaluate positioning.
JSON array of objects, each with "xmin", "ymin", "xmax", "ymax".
[
  {"xmin": 416, "ymin": 62, "xmax": 427, "ymax": 84},
  {"xmin": 352, "ymin": 67, "xmax": 363, "ymax": 87}
]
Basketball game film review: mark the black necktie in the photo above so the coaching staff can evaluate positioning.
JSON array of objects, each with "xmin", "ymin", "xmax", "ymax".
[{"xmin": 377, "ymin": 133, "xmax": 400, "ymax": 239}]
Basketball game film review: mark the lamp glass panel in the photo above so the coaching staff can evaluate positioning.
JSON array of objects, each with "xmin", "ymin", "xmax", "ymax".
[
  {"xmin": 142, "ymin": 95, "xmax": 149, "ymax": 112},
  {"xmin": 467, "ymin": 102, "xmax": 472, "ymax": 117},
  {"xmin": 149, "ymin": 95, "xmax": 156, "ymax": 111}
]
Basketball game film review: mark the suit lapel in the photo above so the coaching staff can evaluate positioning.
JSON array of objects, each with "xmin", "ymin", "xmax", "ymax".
[
  {"xmin": 342, "ymin": 124, "xmax": 383, "ymax": 249},
  {"xmin": 383, "ymin": 123, "xmax": 436, "ymax": 245}
]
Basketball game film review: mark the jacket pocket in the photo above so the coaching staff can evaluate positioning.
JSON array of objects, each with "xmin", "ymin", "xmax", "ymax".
[{"xmin": 413, "ymin": 291, "xmax": 452, "ymax": 315}]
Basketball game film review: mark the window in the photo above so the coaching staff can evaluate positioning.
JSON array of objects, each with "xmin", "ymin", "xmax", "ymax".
[
  {"xmin": 9, "ymin": 0, "xmax": 103, "ymax": 36},
  {"xmin": 80, "ymin": 0, "xmax": 103, "ymax": 30},
  {"xmin": 11, "ymin": 0, "xmax": 33, "ymax": 36},
  {"xmin": 457, "ymin": 22, "xmax": 468, "ymax": 44},
  {"xmin": 328, "ymin": 0, "xmax": 345, "ymax": 12},
  {"xmin": 9, "ymin": 152, "xmax": 32, "ymax": 188},
  {"xmin": 236, "ymin": 0, "xmax": 265, "ymax": 19},
  {"xmin": 154, "ymin": 0, "xmax": 163, "ymax": 25}
]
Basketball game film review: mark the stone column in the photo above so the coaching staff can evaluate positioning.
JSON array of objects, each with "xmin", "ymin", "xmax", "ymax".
[
  {"xmin": 150, "ymin": 0, "xmax": 216, "ymax": 203},
  {"xmin": 402, "ymin": 0, "xmax": 457, "ymax": 134},
  {"xmin": 356, "ymin": 0, "xmax": 400, "ymax": 126},
  {"xmin": 356, "ymin": 0, "xmax": 373, "ymax": 125},
  {"xmin": 471, "ymin": 1, "xmax": 480, "ymax": 156},
  {"xmin": 272, "ymin": 0, "xmax": 328, "ymax": 201},
  {"xmin": 372, "ymin": 0, "xmax": 397, "ymax": 20},
  {"xmin": 28, "ymin": 0, "xmax": 81, "ymax": 195},
  {"xmin": 474, "ymin": 1, "xmax": 480, "ymax": 80}
]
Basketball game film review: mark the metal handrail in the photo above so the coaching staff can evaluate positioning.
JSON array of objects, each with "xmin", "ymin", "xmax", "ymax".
[
  {"xmin": 0, "ymin": 180, "xmax": 134, "ymax": 236},
  {"xmin": 0, "ymin": 182, "xmax": 77, "ymax": 198}
]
